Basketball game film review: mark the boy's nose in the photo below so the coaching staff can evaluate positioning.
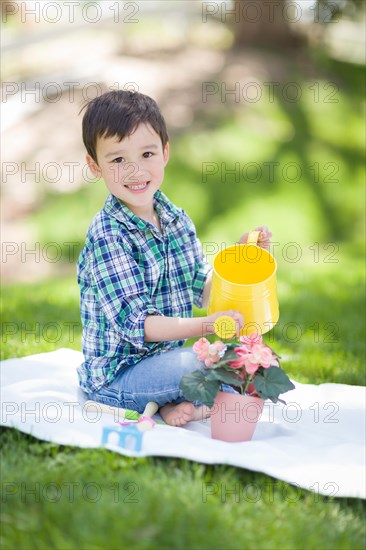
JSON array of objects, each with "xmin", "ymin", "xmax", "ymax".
[{"xmin": 122, "ymin": 162, "xmax": 148, "ymax": 182}]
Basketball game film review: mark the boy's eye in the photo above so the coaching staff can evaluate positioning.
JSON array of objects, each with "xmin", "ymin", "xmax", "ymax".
[
  {"xmin": 112, "ymin": 157, "xmax": 124, "ymax": 164},
  {"xmin": 143, "ymin": 152, "xmax": 154, "ymax": 158}
]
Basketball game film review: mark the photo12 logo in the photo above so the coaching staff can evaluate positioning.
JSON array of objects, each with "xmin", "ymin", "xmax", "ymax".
[
  {"xmin": 202, "ymin": 81, "xmax": 339, "ymax": 104},
  {"xmin": 1, "ymin": 81, "xmax": 139, "ymax": 104},
  {"xmin": 201, "ymin": 160, "xmax": 340, "ymax": 184},
  {"xmin": 201, "ymin": 480, "xmax": 339, "ymax": 504},
  {"xmin": 1, "ymin": 321, "xmax": 80, "ymax": 345},
  {"xmin": 1, "ymin": 2, "xmax": 140, "ymax": 24},
  {"xmin": 1, "ymin": 242, "xmax": 80, "ymax": 265},
  {"xmin": 201, "ymin": 1, "xmax": 341, "ymax": 24},
  {"xmin": 1, "ymin": 480, "xmax": 139, "ymax": 504},
  {"xmin": 201, "ymin": 241, "xmax": 339, "ymax": 265}
]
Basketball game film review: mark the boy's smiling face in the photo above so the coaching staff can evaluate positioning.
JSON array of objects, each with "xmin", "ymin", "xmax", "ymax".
[{"xmin": 87, "ymin": 123, "xmax": 169, "ymax": 219}]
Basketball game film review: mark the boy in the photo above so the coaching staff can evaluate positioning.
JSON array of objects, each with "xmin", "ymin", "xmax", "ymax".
[{"xmin": 77, "ymin": 90, "xmax": 271, "ymax": 426}]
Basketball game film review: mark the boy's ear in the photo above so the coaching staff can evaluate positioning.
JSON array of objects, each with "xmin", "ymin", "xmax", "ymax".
[
  {"xmin": 86, "ymin": 154, "xmax": 101, "ymax": 178},
  {"xmin": 163, "ymin": 142, "xmax": 169, "ymax": 166}
]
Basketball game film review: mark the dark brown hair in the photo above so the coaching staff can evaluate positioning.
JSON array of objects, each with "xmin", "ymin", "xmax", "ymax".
[{"xmin": 81, "ymin": 90, "xmax": 169, "ymax": 162}]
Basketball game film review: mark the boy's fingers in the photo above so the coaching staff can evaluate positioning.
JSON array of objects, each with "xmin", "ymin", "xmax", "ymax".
[
  {"xmin": 219, "ymin": 311, "xmax": 242, "ymax": 322},
  {"xmin": 235, "ymin": 313, "xmax": 244, "ymax": 336},
  {"xmin": 255, "ymin": 224, "xmax": 269, "ymax": 233},
  {"xmin": 226, "ymin": 311, "xmax": 244, "ymax": 332},
  {"xmin": 254, "ymin": 225, "xmax": 272, "ymax": 238},
  {"xmin": 239, "ymin": 227, "xmax": 273, "ymax": 246},
  {"xmin": 235, "ymin": 317, "xmax": 243, "ymax": 336}
]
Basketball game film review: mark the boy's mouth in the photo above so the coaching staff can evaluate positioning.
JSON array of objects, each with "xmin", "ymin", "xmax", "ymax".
[{"xmin": 124, "ymin": 181, "xmax": 150, "ymax": 193}]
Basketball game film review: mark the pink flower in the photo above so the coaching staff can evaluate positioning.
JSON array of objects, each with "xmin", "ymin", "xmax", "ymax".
[
  {"xmin": 228, "ymin": 347, "xmax": 250, "ymax": 369},
  {"xmin": 193, "ymin": 337, "xmax": 210, "ymax": 361},
  {"xmin": 239, "ymin": 333, "xmax": 263, "ymax": 348},
  {"xmin": 251, "ymin": 344, "xmax": 274, "ymax": 367},
  {"xmin": 193, "ymin": 338, "xmax": 226, "ymax": 367},
  {"xmin": 243, "ymin": 344, "xmax": 279, "ymax": 374},
  {"xmin": 228, "ymin": 339, "xmax": 279, "ymax": 374},
  {"xmin": 207, "ymin": 341, "xmax": 226, "ymax": 366},
  {"xmin": 243, "ymin": 357, "xmax": 260, "ymax": 374},
  {"xmin": 194, "ymin": 333, "xmax": 278, "ymax": 371}
]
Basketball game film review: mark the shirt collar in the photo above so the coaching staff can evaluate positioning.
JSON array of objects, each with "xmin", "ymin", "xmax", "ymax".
[{"xmin": 103, "ymin": 190, "xmax": 181, "ymax": 231}]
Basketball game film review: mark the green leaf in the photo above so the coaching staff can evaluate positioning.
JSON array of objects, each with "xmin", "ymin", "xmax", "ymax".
[
  {"xmin": 211, "ymin": 347, "xmax": 239, "ymax": 369},
  {"xmin": 179, "ymin": 370, "xmax": 220, "ymax": 408},
  {"xmin": 253, "ymin": 367, "xmax": 295, "ymax": 401},
  {"xmin": 206, "ymin": 367, "xmax": 242, "ymax": 386},
  {"xmin": 220, "ymin": 347, "xmax": 239, "ymax": 362}
]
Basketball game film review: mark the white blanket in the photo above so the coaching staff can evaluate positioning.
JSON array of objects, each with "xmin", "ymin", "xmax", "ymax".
[{"xmin": 1, "ymin": 348, "xmax": 364, "ymax": 499}]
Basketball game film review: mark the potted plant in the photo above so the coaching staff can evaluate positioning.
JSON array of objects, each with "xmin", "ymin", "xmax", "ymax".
[{"xmin": 179, "ymin": 332, "xmax": 295, "ymax": 442}]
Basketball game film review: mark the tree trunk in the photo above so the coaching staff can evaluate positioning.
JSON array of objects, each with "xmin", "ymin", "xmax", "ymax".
[{"xmin": 232, "ymin": 0, "xmax": 303, "ymax": 49}]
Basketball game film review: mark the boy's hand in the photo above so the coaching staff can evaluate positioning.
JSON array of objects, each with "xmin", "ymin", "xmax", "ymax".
[
  {"xmin": 206, "ymin": 310, "xmax": 244, "ymax": 337},
  {"xmin": 238, "ymin": 225, "xmax": 272, "ymax": 252}
]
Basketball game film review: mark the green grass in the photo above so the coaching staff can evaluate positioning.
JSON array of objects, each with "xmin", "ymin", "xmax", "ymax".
[
  {"xmin": 1, "ymin": 426, "xmax": 365, "ymax": 550},
  {"xmin": 0, "ymin": 278, "xmax": 81, "ymax": 360},
  {"xmin": 1, "ymin": 50, "xmax": 365, "ymax": 549}
]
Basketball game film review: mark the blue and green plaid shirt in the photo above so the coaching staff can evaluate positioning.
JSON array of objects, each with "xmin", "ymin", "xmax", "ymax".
[{"xmin": 77, "ymin": 190, "xmax": 212, "ymax": 393}]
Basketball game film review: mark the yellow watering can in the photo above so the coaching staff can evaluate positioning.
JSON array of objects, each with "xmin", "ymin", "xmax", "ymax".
[{"xmin": 208, "ymin": 231, "xmax": 279, "ymax": 337}]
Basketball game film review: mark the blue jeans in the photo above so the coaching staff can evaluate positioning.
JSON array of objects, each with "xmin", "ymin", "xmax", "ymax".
[{"xmin": 88, "ymin": 347, "xmax": 236, "ymax": 413}]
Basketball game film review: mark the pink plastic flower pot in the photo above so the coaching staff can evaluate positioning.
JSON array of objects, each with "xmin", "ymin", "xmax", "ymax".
[{"xmin": 210, "ymin": 391, "xmax": 264, "ymax": 442}]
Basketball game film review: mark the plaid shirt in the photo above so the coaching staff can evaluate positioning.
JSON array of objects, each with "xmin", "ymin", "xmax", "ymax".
[{"xmin": 77, "ymin": 190, "xmax": 212, "ymax": 393}]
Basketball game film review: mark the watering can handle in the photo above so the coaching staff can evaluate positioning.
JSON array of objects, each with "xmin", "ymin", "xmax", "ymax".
[{"xmin": 246, "ymin": 230, "xmax": 261, "ymax": 245}]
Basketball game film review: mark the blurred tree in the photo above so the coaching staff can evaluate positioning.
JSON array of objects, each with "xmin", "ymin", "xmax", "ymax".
[
  {"xmin": 232, "ymin": 0, "xmax": 363, "ymax": 49},
  {"xmin": 232, "ymin": 0, "xmax": 303, "ymax": 49},
  {"xmin": 316, "ymin": 0, "xmax": 364, "ymax": 22}
]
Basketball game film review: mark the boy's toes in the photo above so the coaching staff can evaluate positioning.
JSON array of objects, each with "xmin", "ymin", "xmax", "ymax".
[{"xmin": 159, "ymin": 401, "xmax": 196, "ymax": 426}]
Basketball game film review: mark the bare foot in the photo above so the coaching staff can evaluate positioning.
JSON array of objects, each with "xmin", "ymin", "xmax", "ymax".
[{"xmin": 159, "ymin": 401, "xmax": 211, "ymax": 426}]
